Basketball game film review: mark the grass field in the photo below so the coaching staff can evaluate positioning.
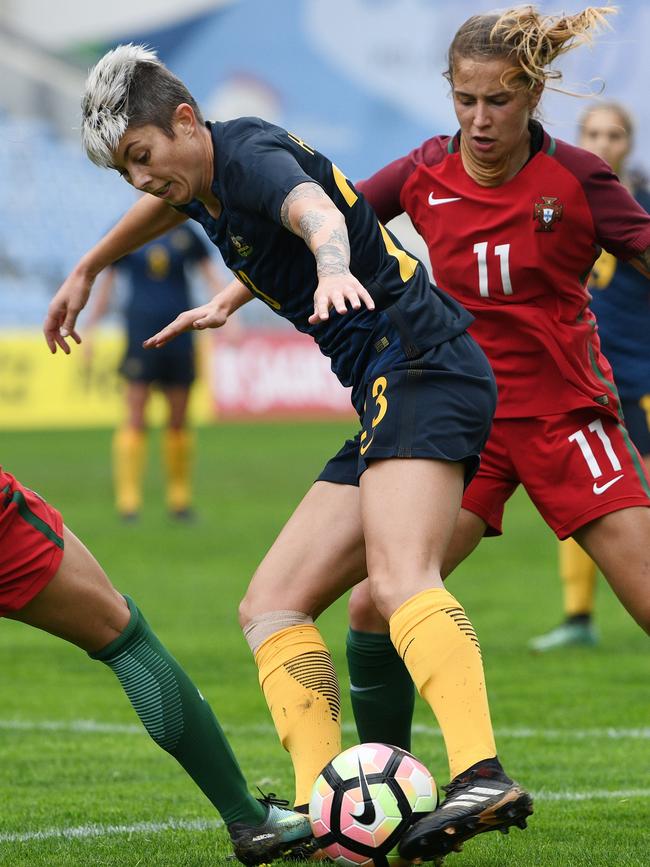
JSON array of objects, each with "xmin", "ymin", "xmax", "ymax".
[{"xmin": 1, "ymin": 423, "xmax": 648, "ymax": 866}]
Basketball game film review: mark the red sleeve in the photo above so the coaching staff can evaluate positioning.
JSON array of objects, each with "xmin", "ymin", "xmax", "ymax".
[
  {"xmin": 357, "ymin": 136, "xmax": 451, "ymax": 223},
  {"xmin": 554, "ymin": 140, "xmax": 650, "ymax": 260}
]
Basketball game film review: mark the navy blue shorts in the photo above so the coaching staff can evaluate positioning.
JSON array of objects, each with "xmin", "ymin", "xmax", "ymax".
[
  {"xmin": 120, "ymin": 339, "xmax": 196, "ymax": 386},
  {"xmin": 621, "ymin": 396, "xmax": 650, "ymax": 455},
  {"xmin": 317, "ymin": 330, "xmax": 496, "ymax": 487}
]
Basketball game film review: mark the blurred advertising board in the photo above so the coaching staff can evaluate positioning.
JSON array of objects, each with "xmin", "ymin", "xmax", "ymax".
[
  {"xmin": 210, "ymin": 330, "xmax": 353, "ymax": 419},
  {"xmin": 0, "ymin": 328, "xmax": 352, "ymax": 428},
  {"xmin": 0, "ymin": 329, "xmax": 212, "ymax": 429}
]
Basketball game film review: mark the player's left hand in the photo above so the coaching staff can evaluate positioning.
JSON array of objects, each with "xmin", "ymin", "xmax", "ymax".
[
  {"xmin": 308, "ymin": 273, "xmax": 375, "ymax": 325},
  {"xmin": 143, "ymin": 300, "xmax": 229, "ymax": 348},
  {"xmin": 43, "ymin": 268, "xmax": 92, "ymax": 353}
]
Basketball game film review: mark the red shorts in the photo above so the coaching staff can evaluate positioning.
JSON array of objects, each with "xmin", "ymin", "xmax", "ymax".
[
  {"xmin": 463, "ymin": 409, "xmax": 650, "ymax": 539},
  {"xmin": 0, "ymin": 468, "xmax": 64, "ymax": 616}
]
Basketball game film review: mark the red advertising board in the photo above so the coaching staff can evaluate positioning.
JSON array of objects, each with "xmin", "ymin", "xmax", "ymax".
[{"xmin": 208, "ymin": 330, "xmax": 354, "ymax": 418}]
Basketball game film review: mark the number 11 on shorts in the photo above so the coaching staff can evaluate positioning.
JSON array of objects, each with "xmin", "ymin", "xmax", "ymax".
[{"xmin": 568, "ymin": 418, "xmax": 622, "ymax": 482}]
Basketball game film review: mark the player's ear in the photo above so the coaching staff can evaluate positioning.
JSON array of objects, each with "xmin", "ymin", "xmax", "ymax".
[
  {"xmin": 174, "ymin": 103, "xmax": 197, "ymax": 136},
  {"xmin": 527, "ymin": 82, "xmax": 543, "ymax": 113}
]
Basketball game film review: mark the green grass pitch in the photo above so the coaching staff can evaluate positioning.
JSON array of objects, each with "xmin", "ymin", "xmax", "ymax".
[{"xmin": 1, "ymin": 423, "xmax": 648, "ymax": 866}]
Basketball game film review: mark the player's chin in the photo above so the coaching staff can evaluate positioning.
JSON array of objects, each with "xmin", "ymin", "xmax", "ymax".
[
  {"xmin": 163, "ymin": 182, "xmax": 191, "ymax": 206},
  {"xmin": 165, "ymin": 192, "xmax": 189, "ymax": 207}
]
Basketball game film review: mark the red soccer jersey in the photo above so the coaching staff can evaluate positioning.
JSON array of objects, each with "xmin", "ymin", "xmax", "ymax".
[{"xmin": 358, "ymin": 123, "xmax": 650, "ymax": 418}]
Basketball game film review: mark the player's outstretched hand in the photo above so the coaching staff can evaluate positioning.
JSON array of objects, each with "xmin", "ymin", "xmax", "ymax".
[
  {"xmin": 143, "ymin": 300, "xmax": 229, "ymax": 349},
  {"xmin": 308, "ymin": 273, "xmax": 375, "ymax": 325},
  {"xmin": 43, "ymin": 269, "xmax": 92, "ymax": 354}
]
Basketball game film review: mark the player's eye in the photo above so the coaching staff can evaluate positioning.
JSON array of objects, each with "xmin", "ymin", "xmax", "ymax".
[{"xmin": 137, "ymin": 152, "xmax": 150, "ymax": 164}]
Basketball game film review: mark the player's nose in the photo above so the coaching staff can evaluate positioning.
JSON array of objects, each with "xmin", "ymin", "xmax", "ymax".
[
  {"xmin": 130, "ymin": 166, "xmax": 154, "ymax": 191},
  {"xmin": 473, "ymin": 102, "xmax": 492, "ymax": 128}
]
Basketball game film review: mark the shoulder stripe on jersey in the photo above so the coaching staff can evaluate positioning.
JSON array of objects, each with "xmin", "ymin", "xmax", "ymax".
[
  {"xmin": 447, "ymin": 138, "xmax": 455, "ymax": 154},
  {"xmin": 332, "ymin": 164, "xmax": 358, "ymax": 207},
  {"xmin": 379, "ymin": 224, "xmax": 418, "ymax": 282},
  {"xmin": 547, "ymin": 136, "xmax": 557, "ymax": 157}
]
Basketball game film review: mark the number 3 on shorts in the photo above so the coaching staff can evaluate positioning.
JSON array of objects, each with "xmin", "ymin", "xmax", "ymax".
[{"xmin": 360, "ymin": 376, "xmax": 389, "ymax": 456}]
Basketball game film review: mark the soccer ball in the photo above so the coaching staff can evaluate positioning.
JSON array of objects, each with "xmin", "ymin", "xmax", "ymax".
[{"xmin": 309, "ymin": 742, "xmax": 438, "ymax": 866}]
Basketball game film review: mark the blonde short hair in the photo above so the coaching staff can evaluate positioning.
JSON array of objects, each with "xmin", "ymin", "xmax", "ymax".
[{"xmin": 81, "ymin": 43, "xmax": 203, "ymax": 168}]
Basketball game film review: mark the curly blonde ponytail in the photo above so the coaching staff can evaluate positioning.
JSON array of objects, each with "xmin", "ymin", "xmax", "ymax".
[{"xmin": 445, "ymin": 5, "xmax": 617, "ymax": 92}]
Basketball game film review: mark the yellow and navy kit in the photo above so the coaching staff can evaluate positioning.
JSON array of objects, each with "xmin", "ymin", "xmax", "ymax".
[
  {"xmin": 115, "ymin": 225, "xmax": 210, "ymax": 385},
  {"xmin": 175, "ymin": 117, "xmax": 472, "ymax": 411},
  {"xmin": 589, "ymin": 184, "xmax": 650, "ymax": 453},
  {"xmin": 116, "ymin": 225, "xmax": 212, "ymax": 343},
  {"xmin": 176, "ymin": 116, "xmax": 495, "ymax": 481}
]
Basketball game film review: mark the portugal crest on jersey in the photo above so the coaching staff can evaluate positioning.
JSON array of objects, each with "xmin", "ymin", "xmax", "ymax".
[{"xmin": 533, "ymin": 196, "xmax": 563, "ymax": 232}]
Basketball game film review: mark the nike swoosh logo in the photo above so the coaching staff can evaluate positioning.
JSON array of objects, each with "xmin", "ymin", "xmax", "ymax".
[
  {"xmin": 351, "ymin": 758, "xmax": 376, "ymax": 826},
  {"xmin": 349, "ymin": 683, "xmax": 386, "ymax": 693},
  {"xmin": 428, "ymin": 194, "xmax": 461, "ymax": 206},
  {"xmin": 592, "ymin": 474, "xmax": 624, "ymax": 495}
]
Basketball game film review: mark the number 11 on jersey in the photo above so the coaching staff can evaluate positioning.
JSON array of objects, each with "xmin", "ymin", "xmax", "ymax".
[{"xmin": 473, "ymin": 241, "xmax": 513, "ymax": 297}]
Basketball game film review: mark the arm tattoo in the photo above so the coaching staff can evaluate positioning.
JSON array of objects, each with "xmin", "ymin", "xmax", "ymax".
[
  {"xmin": 297, "ymin": 210, "xmax": 327, "ymax": 245},
  {"xmin": 315, "ymin": 229, "xmax": 350, "ymax": 277},
  {"xmin": 280, "ymin": 182, "xmax": 351, "ymax": 275},
  {"xmin": 280, "ymin": 182, "xmax": 328, "ymax": 232}
]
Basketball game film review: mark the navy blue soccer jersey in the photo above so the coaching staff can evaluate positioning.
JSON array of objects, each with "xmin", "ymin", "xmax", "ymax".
[
  {"xmin": 589, "ymin": 185, "xmax": 650, "ymax": 401},
  {"xmin": 175, "ymin": 117, "xmax": 472, "ymax": 405},
  {"xmin": 114, "ymin": 224, "xmax": 212, "ymax": 342}
]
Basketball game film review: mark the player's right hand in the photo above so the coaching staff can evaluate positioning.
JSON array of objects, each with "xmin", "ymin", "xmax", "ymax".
[
  {"xmin": 143, "ymin": 300, "xmax": 229, "ymax": 348},
  {"xmin": 44, "ymin": 269, "xmax": 93, "ymax": 354}
]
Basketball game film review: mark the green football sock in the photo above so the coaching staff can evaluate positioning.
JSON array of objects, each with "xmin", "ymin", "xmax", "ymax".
[
  {"xmin": 346, "ymin": 628, "xmax": 415, "ymax": 751},
  {"xmin": 90, "ymin": 596, "xmax": 266, "ymax": 827}
]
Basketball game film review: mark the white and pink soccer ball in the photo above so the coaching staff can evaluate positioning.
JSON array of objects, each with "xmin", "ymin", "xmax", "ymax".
[{"xmin": 309, "ymin": 742, "xmax": 438, "ymax": 866}]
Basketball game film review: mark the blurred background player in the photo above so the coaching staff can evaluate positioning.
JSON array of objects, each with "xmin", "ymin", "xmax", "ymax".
[
  {"xmin": 85, "ymin": 221, "xmax": 225, "ymax": 522},
  {"xmin": 530, "ymin": 102, "xmax": 650, "ymax": 652},
  {"xmin": 0, "ymin": 464, "xmax": 315, "ymax": 865}
]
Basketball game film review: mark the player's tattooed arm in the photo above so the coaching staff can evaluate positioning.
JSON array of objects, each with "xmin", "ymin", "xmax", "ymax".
[
  {"xmin": 280, "ymin": 182, "xmax": 351, "ymax": 277},
  {"xmin": 313, "ymin": 229, "xmax": 351, "ymax": 276},
  {"xmin": 629, "ymin": 245, "xmax": 650, "ymax": 279},
  {"xmin": 280, "ymin": 183, "xmax": 330, "ymax": 235},
  {"xmin": 280, "ymin": 182, "xmax": 375, "ymax": 323}
]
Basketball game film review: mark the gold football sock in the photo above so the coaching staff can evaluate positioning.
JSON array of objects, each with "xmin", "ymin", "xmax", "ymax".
[
  {"xmin": 112, "ymin": 427, "xmax": 147, "ymax": 515},
  {"xmin": 559, "ymin": 538, "xmax": 597, "ymax": 617},
  {"xmin": 390, "ymin": 587, "xmax": 496, "ymax": 780},
  {"xmin": 255, "ymin": 624, "xmax": 341, "ymax": 806},
  {"xmin": 163, "ymin": 428, "xmax": 194, "ymax": 512}
]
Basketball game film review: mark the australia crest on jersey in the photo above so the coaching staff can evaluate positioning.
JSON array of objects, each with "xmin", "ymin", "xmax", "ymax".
[
  {"xmin": 229, "ymin": 233, "xmax": 253, "ymax": 257},
  {"xmin": 533, "ymin": 196, "xmax": 563, "ymax": 232}
]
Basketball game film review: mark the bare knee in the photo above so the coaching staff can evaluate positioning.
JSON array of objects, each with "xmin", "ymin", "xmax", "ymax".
[
  {"xmin": 238, "ymin": 590, "xmax": 255, "ymax": 629},
  {"xmin": 348, "ymin": 581, "xmax": 388, "ymax": 632},
  {"xmin": 237, "ymin": 565, "xmax": 296, "ymax": 628},
  {"xmin": 360, "ymin": 560, "xmax": 424, "ymax": 621}
]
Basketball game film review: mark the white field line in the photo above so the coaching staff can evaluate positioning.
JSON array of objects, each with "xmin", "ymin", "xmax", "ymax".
[
  {"xmin": 0, "ymin": 818, "xmax": 222, "ymax": 844},
  {"xmin": 535, "ymin": 789, "xmax": 650, "ymax": 802},
  {"xmin": 2, "ymin": 790, "xmax": 650, "ymax": 844},
  {"xmin": 1, "ymin": 719, "xmax": 649, "ymax": 740}
]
